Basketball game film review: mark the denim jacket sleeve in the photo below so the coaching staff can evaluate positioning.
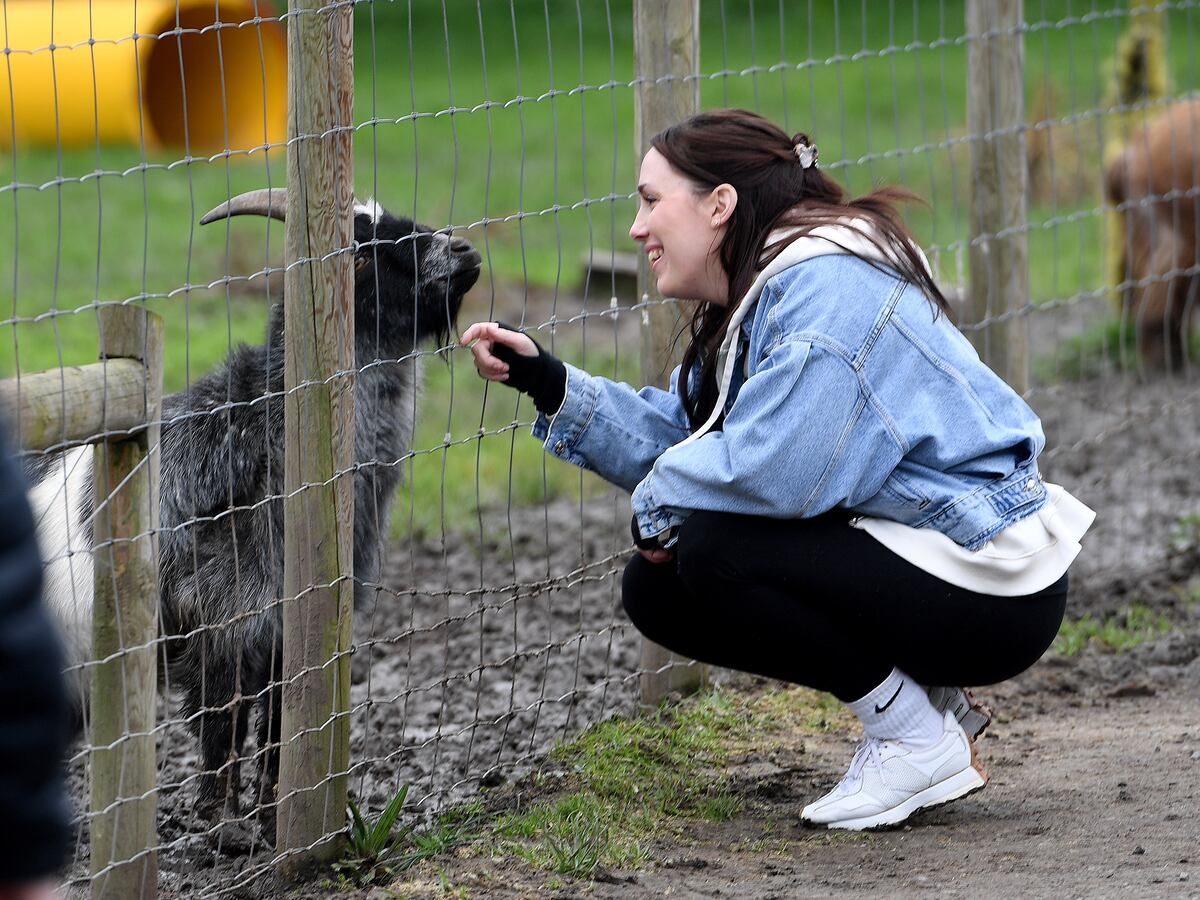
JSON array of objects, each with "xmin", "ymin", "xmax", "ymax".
[
  {"xmin": 629, "ymin": 337, "xmax": 904, "ymax": 540},
  {"xmin": 532, "ymin": 362, "xmax": 692, "ymax": 494}
]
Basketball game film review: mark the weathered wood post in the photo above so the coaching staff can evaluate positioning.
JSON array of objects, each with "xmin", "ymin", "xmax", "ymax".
[
  {"xmin": 633, "ymin": 0, "xmax": 707, "ymax": 708},
  {"xmin": 0, "ymin": 315, "xmax": 165, "ymax": 900},
  {"xmin": 275, "ymin": 0, "xmax": 356, "ymax": 878},
  {"xmin": 966, "ymin": 0, "xmax": 1030, "ymax": 394},
  {"xmin": 89, "ymin": 305, "xmax": 164, "ymax": 900}
]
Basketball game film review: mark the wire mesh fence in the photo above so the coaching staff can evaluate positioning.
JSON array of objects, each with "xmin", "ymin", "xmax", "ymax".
[{"xmin": 1, "ymin": 1, "xmax": 1197, "ymax": 896}]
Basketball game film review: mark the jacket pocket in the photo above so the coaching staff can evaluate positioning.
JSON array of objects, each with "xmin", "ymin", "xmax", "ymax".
[{"xmin": 880, "ymin": 469, "xmax": 934, "ymax": 511}]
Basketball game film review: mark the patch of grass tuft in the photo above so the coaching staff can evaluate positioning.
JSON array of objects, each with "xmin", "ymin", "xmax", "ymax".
[
  {"xmin": 1170, "ymin": 513, "xmax": 1200, "ymax": 556},
  {"xmin": 402, "ymin": 801, "xmax": 487, "ymax": 868},
  {"xmin": 1054, "ymin": 602, "xmax": 1172, "ymax": 657},
  {"xmin": 506, "ymin": 798, "xmax": 646, "ymax": 878},
  {"xmin": 755, "ymin": 684, "xmax": 852, "ymax": 734},
  {"xmin": 695, "ymin": 790, "xmax": 743, "ymax": 822},
  {"xmin": 333, "ymin": 789, "xmax": 487, "ymax": 889},
  {"xmin": 1036, "ymin": 317, "xmax": 1200, "ymax": 384},
  {"xmin": 1035, "ymin": 318, "xmax": 1138, "ymax": 383},
  {"xmin": 403, "ymin": 685, "xmax": 852, "ymax": 886},
  {"xmin": 334, "ymin": 785, "xmax": 414, "ymax": 888}
]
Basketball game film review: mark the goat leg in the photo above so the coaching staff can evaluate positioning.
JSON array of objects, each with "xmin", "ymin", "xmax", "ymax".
[{"xmin": 251, "ymin": 672, "xmax": 283, "ymax": 842}]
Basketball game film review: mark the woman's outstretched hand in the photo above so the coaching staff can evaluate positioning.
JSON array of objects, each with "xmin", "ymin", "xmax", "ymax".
[
  {"xmin": 461, "ymin": 321, "xmax": 538, "ymax": 381},
  {"xmin": 460, "ymin": 322, "xmax": 568, "ymax": 415}
]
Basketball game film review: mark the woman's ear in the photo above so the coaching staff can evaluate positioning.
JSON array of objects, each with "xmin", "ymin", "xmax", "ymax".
[{"xmin": 710, "ymin": 183, "xmax": 738, "ymax": 228}]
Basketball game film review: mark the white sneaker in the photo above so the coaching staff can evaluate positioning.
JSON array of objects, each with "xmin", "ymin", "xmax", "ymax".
[
  {"xmin": 928, "ymin": 685, "xmax": 993, "ymax": 739},
  {"xmin": 801, "ymin": 710, "xmax": 988, "ymax": 831}
]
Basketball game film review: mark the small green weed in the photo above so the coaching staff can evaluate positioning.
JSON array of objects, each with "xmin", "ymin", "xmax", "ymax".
[
  {"xmin": 1171, "ymin": 580, "xmax": 1200, "ymax": 610},
  {"xmin": 402, "ymin": 801, "xmax": 487, "ymax": 869},
  {"xmin": 334, "ymin": 785, "xmax": 413, "ymax": 888},
  {"xmin": 509, "ymin": 802, "xmax": 609, "ymax": 879},
  {"xmin": 1054, "ymin": 603, "xmax": 1172, "ymax": 657},
  {"xmin": 334, "ymin": 788, "xmax": 486, "ymax": 888},
  {"xmin": 1170, "ymin": 513, "xmax": 1200, "ymax": 556},
  {"xmin": 500, "ymin": 794, "xmax": 652, "ymax": 877},
  {"xmin": 435, "ymin": 868, "xmax": 469, "ymax": 897},
  {"xmin": 695, "ymin": 790, "xmax": 743, "ymax": 822}
]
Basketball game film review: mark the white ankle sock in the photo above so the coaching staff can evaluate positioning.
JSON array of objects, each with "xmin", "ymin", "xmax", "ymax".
[{"xmin": 847, "ymin": 667, "xmax": 944, "ymax": 747}]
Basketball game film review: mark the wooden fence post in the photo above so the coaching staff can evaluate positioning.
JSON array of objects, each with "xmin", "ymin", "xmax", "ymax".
[
  {"xmin": 276, "ymin": 0, "xmax": 356, "ymax": 879},
  {"xmin": 89, "ymin": 306, "xmax": 163, "ymax": 900},
  {"xmin": 633, "ymin": 0, "xmax": 707, "ymax": 708},
  {"xmin": 967, "ymin": 0, "xmax": 1030, "ymax": 394}
]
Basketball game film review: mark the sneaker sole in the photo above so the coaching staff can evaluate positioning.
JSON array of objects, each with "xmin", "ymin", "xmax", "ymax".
[{"xmin": 812, "ymin": 741, "xmax": 990, "ymax": 832}]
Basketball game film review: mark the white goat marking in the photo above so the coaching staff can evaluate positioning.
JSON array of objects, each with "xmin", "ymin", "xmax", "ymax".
[
  {"xmin": 354, "ymin": 197, "xmax": 384, "ymax": 223},
  {"xmin": 420, "ymin": 232, "xmax": 454, "ymax": 282},
  {"xmin": 28, "ymin": 446, "xmax": 94, "ymax": 705}
]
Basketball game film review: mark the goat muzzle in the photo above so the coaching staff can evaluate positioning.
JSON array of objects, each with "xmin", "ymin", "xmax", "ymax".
[{"xmin": 448, "ymin": 235, "xmax": 482, "ymax": 272}]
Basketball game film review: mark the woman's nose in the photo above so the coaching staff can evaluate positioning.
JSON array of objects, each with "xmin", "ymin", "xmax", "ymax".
[{"xmin": 629, "ymin": 214, "xmax": 647, "ymax": 242}]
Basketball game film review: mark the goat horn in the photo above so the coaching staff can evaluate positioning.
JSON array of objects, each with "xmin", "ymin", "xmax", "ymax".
[{"xmin": 199, "ymin": 188, "xmax": 289, "ymax": 226}]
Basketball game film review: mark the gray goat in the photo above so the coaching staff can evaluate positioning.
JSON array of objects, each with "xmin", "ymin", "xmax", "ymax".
[{"xmin": 29, "ymin": 189, "xmax": 480, "ymax": 835}]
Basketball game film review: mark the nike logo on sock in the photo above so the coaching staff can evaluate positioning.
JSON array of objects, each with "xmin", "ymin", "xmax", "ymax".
[{"xmin": 875, "ymin": 681, "xmax": 904, "ymax": 714}]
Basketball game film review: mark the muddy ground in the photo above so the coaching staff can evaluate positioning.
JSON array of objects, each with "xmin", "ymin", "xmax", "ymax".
[
  {"xmin": 61, "ymin": 295, "xmax": 1200, "ymax": 896},
  {"xmin": 355, "ymin": 366, "xmax": 1200, "ymax": 899}
]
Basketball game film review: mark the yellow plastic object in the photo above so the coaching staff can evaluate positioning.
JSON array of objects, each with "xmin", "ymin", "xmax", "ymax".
[{"xmin": 0, "ymin": 0, "xmax": 287, "ymax": 154}]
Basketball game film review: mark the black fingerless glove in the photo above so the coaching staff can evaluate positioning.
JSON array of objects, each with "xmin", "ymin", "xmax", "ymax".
[
  {"xmin": 490, "ymin": 322, "xmax": 568, "ymax": 416},
  {"xmin": 631, "ymin": 515, "xmax": 677, "ymax": 551}
]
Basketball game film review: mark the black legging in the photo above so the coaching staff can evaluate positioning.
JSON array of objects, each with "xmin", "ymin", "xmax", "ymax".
[{"xmin": 622, "ymin": 510, "xmax": 1068, "ymax": 702}]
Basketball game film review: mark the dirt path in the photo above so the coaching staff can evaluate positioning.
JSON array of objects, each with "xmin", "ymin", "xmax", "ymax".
[
  {"xmin": 386, "ymin": 662, "xmax": 1200, "ymax": 899},
  {"xmin": 625, "ymin": 687, "xmax": 1200, "ymax": 899}
]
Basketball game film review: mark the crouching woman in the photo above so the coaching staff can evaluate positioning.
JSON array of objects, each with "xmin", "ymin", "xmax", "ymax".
[{"xmin": 462, "ymin": 109, "xmax": 1094, "ymax": 831}]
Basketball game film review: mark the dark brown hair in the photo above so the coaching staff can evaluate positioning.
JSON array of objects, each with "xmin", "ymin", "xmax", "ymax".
[{"xmin": 651, "ymin": 108, "xmax": 949, "ymax": 428}]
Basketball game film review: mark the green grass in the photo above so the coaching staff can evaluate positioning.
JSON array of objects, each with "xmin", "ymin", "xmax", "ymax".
[
  {"xmin": 396, "ymin": 685, "xmax": 854, "ymax": 881},
  {"xmin": 334, "ymin": 784, "xmax": 416, "ymax": 888},
  {"xmin": 1170, "ymin": 513, "xmax": 1200, "ymax": 555},
  {"xmin": 326, "ymin": 793, "xmax": 491, "ymax": 890},
  {"xmin": 1053, "ymin": 602, "xmax": 1173, "ymax": 656},
  {"xmin": 1034, "ymin": 316, "xmax": 1138, "ymax": 382},
  {"xmin": 8, "ymin": 1, "xmax": 1200, "ymax": 377},
  {"xmin": 4, "ymin": 1, "xmax": 1199, "ymax": 531},
  {"xmin": 1034, "ymin": 314, "xmax": 1200, "ymax": 383}
]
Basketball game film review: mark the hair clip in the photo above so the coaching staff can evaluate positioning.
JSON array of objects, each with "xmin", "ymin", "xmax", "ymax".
[{"xmin": 794, "ymin": 141, "xmax": 818, "ymax": 170}]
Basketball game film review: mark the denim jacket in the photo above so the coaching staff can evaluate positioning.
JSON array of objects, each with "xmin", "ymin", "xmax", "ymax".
[{"xmin": 533, "ymin": 226, "xmax": 1047, "ymax": 552}]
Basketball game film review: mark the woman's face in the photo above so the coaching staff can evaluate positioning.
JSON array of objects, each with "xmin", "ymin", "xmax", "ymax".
[{"xmin": 629, "ymin": 148, "xmax": 730, "ymax": 305}]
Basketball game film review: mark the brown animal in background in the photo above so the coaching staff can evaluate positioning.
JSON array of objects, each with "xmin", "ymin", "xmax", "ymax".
[{"xmin": 1104, "ymin": 98, "xmax": 1200, "ymax": 370}]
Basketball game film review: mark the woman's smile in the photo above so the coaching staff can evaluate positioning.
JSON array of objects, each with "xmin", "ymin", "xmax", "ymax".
[{"xmin": 629, "ymin": 147, "xmax": 732, "ymax": 304}]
